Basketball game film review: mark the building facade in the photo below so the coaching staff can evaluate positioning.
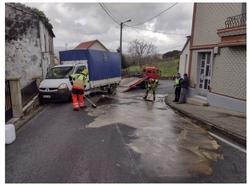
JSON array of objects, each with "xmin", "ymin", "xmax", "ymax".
[
  {"xmin": 179, "ymin": 36, "xmax": 190, "ymax": 76},
  {"xmin": 188, "ymin": 3, "xmax": 246, "ymax": 112},
  {"xmin": 5, "ymin": 3, "xmax": 55, "ymax": 88}
]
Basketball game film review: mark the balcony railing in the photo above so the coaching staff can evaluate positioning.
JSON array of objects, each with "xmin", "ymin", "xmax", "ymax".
[{"xmin": 225, "ymin": 13, "xmax": 246, "ymax": 28}]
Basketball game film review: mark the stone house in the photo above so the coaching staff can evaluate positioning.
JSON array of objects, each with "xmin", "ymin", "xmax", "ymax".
[
  {"xmin": 5, "ymin": 3, "xmax": 55, "ymax": 88},
  {"xmin": 188, "ymin": 3, "xmax": 246, "ymax": 112}
]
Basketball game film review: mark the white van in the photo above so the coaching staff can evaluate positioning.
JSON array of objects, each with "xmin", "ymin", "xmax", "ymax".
[{"xmin": 39, "ymin": 64, "xmax": 89, "ymax": 103}]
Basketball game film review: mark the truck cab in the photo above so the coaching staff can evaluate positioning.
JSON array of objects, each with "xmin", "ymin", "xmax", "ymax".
[
  {"xmin": 143, "ymin": 66, "xmax": 160, "ymax": 79},
  {"xmin": 39, "ymin": 63, "xmax": 89, "ymax": 102}
]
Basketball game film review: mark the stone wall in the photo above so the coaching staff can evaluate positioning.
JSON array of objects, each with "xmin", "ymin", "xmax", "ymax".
[{"xmin": 5, "ymin": 3, "xmax": 54, "ymax": 88}]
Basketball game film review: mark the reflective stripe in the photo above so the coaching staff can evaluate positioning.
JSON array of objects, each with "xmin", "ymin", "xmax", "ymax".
[
  {"xmin": 70, "ymin": 73, "xmax": 87, "ymax": 89},
  {"xmin": 175, "ymin": 79, "xmax": 180, "ymax": 85}
]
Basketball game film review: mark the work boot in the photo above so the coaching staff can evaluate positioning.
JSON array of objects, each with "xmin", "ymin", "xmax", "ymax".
[
  {"xmin": 79, "ymin": 102, "xmax": 85, "ymax": 108},
  {"xmin": 80, "ymin": 105, "xmax": 86, "ymax": 108}
]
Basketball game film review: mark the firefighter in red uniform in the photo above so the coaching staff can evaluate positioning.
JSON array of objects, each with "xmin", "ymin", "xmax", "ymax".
[{"xmin": 69, "ymin": 69, "xmax": 88, "ymax": 111}]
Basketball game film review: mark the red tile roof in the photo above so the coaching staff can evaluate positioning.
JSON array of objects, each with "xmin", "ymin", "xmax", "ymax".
[
  {"xmin": 75, "ymin": 40, "xmax": 96, "ymax": 49},
  {"xmin": 74, "ymin": 39, "xmax": 109, "ymax": 51}
]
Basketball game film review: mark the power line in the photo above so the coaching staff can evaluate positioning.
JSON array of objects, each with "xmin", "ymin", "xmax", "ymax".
[
  {"xmin": 124, "ymin": 25, "xmax": 187, "ymax": 36},
  {"xmin": 99, "ymin": 3, "xmax": 120, "ymax": 25},
  {"xmin": 99, "ymin": 3, "xmax": 186, "ymax": 37},
  {"xmin": 128, "ymin": 3, "xmax": 178, "ymax": 27}
]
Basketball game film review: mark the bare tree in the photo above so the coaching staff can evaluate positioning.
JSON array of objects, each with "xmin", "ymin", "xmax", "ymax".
[{"xmin": 128, "ymin": 39, "xmax": 157, "ymax": 67}]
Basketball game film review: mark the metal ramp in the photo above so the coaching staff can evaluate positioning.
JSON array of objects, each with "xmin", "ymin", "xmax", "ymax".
[{"xmin": 119, "ymin": 77, "xmax": 147, "ymax": 92}]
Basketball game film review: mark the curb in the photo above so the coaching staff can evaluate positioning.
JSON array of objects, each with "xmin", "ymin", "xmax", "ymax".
[
  {"xmin": 15, "ymin": 105, "xmax": 45, "ymax": 131},
  {"xmin": 164, "ymin": 95, "xmax": 246, "ymax": 147},
  {"xmin": 7, "ymin": 95, "xmax": 45, "ymax": 131}
]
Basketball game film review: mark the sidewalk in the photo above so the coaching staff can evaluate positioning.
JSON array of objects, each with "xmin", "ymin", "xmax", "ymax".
[{"xmin": 165, "ymin": 94, "xmax": 246, "ymax": 146}]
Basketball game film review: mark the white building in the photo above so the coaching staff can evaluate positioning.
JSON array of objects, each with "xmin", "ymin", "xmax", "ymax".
[
  {"xmin": 5, "ymin": 3, "xmax": 55, "ymax": 88},
  {"xmin": 179, "ymin": 36, "xmax": 190, "ymax": 76},
  {"xmin": 188, "ymin": 3, "xmax": 246, "ymax": 113}
]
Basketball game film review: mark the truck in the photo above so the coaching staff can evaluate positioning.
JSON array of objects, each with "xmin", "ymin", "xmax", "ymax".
[
  {"xmin": 121, "ymin": 66, "xmax": 161, "ymax": 92},
  {"xmin": 142, "ymin": 66, "xmax": 160, "ymax": 80},
  {"xmin": 38, "ymin": 49, "xmax": 121, "ymax": 102}
]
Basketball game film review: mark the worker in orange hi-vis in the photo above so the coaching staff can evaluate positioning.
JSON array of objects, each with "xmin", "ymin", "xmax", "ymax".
[
  {"xmin": 69, "ymin": 69, "xmax": 88, "ymax": 111},
  {"xmin": 143, "ymin": 78, "xmax": 159, "ymax": 101}
]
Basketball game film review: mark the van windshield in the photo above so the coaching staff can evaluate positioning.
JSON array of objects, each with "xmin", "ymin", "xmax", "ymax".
[{"xmin": 46, "ymin": 66, "xmax": 73, "ymax": 79}]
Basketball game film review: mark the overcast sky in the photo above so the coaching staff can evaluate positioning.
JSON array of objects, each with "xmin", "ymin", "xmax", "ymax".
[{"xmin": 25, "ymin": 3, "xmax": 193, "ymax": 54}]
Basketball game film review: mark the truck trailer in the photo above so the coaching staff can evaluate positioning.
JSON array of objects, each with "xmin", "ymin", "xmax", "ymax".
[{"xmin": 38, "ymin": 49, "xmax": 121, "ymax": 102}]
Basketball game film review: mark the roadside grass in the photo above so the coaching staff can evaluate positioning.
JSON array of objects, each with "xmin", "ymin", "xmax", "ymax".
[{"xmin": 125, "ymin": 58, "xmax": 179, "ymax": 77}]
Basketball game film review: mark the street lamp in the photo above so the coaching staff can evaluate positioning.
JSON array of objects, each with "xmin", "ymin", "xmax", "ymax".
[{"xmin": 120, "ymin": 19, "xmax": 131, "ymax": 56}]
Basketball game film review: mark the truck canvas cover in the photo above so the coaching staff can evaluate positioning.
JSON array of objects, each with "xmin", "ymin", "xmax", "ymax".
[{"xmin": 59, "ymin": 49, "xmax": 121, "ymax": 81}]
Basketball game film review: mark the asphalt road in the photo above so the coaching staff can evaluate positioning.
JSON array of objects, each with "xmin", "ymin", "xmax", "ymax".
[{"xmin": 5, "ymin": 80, "xmax": 246, "ymax": 183}]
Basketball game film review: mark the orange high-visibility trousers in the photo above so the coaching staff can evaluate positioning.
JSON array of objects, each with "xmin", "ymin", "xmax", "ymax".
[
  {"xmin": 79, "ymin": 94, "xmax": 85, "ymax": 107},
  {"xmin": 71, "ymin": 86, "xmax": 85, "ymax": 110},
  {"xmin": 72, "ymin": 94, "xmax": 79, "ymax": 110}
]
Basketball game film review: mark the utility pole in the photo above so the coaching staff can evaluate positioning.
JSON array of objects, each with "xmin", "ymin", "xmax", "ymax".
[
  {"xmin": 119, "ymin": 19, "xmax": 131, "ymax": 56},
  {"xmin": 120, "ymin": 22, "xmax": 123, "ymax": 54}
]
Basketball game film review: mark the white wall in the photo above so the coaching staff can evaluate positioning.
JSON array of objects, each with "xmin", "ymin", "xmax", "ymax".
[
  {"xmin": 5, "ymin": 4, "xmax": 54, "ymax": 88},
  {"xmin": 90, "ymin": 42, "xmax": 108, "ymax": 51},
  {"xmin": 193, "ymin": 3, "xmax": 242, "ymax": 46},
  {"xmin": 5, "ymin": 5, "xmax": 43, "ymax": 88},
  {"xmin": 179, "ymin": 40, "xmax": 190, "ymax": 76},
  {"xmin": 39, "ymin": 21, "xmax": 53, "ymax": 78}
]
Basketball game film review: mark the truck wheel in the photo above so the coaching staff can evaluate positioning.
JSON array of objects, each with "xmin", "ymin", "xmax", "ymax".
[{"xmin": 108, "ymin": 86, "xmax": 117, "ymax": 95}]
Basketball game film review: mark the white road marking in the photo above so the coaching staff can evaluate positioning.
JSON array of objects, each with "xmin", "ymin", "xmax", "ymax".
[{"xmin": 208, "ymin": 132, "xmax": 246, "ymax": 153}]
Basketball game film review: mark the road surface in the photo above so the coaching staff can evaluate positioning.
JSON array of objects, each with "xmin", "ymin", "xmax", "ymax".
[{"xmin": 6, "ymin": 80, "xmax": 246, "ymax": 183}]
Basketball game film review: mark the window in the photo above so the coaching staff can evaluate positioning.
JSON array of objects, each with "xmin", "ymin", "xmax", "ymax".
[
  {"xmin": 184, "ymin": 54, "xmax": 188, "ymax": 73},
  {"xmin": 44, "ymin": 35, "xmax": 47, "ymax": 52},
  {"xmin": 201, "ymin": 60, "xmax": 205, "ymax": 67},
  {"xmin": 46, "ymin": 66, "xmax": 73, "ymax": 79},
  {"xmin": 75, "ymin": 66, "xmax": 86, "ymax": 74}
]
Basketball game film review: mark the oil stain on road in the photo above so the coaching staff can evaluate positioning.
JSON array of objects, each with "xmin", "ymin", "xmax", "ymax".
[{"xmin": 87, "ymin": 91, "xmax": 223, "ymax": 181}]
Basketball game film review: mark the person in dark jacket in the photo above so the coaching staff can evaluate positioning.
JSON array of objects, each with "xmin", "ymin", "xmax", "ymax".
[
  {"xmin": 178, "ymin": 73, "xmax": 189, "ymax": 104},
  {"xmin": 173, "ymin": 73, "xmax": 183, "ymax": 102}
]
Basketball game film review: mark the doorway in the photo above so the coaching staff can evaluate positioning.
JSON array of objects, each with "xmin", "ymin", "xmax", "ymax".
[{"xmin": 198, "ymin": 52, "xmax": 212, "ymax": 96}]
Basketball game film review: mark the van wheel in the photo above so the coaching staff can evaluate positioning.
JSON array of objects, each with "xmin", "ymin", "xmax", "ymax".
[
  {"xmin": 68, "ymin": 95, "xmax": 72, "ymax": 102},
  {"xmin": 39, "ymin": 97, "xmax": 45, "ymax": 105}
]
